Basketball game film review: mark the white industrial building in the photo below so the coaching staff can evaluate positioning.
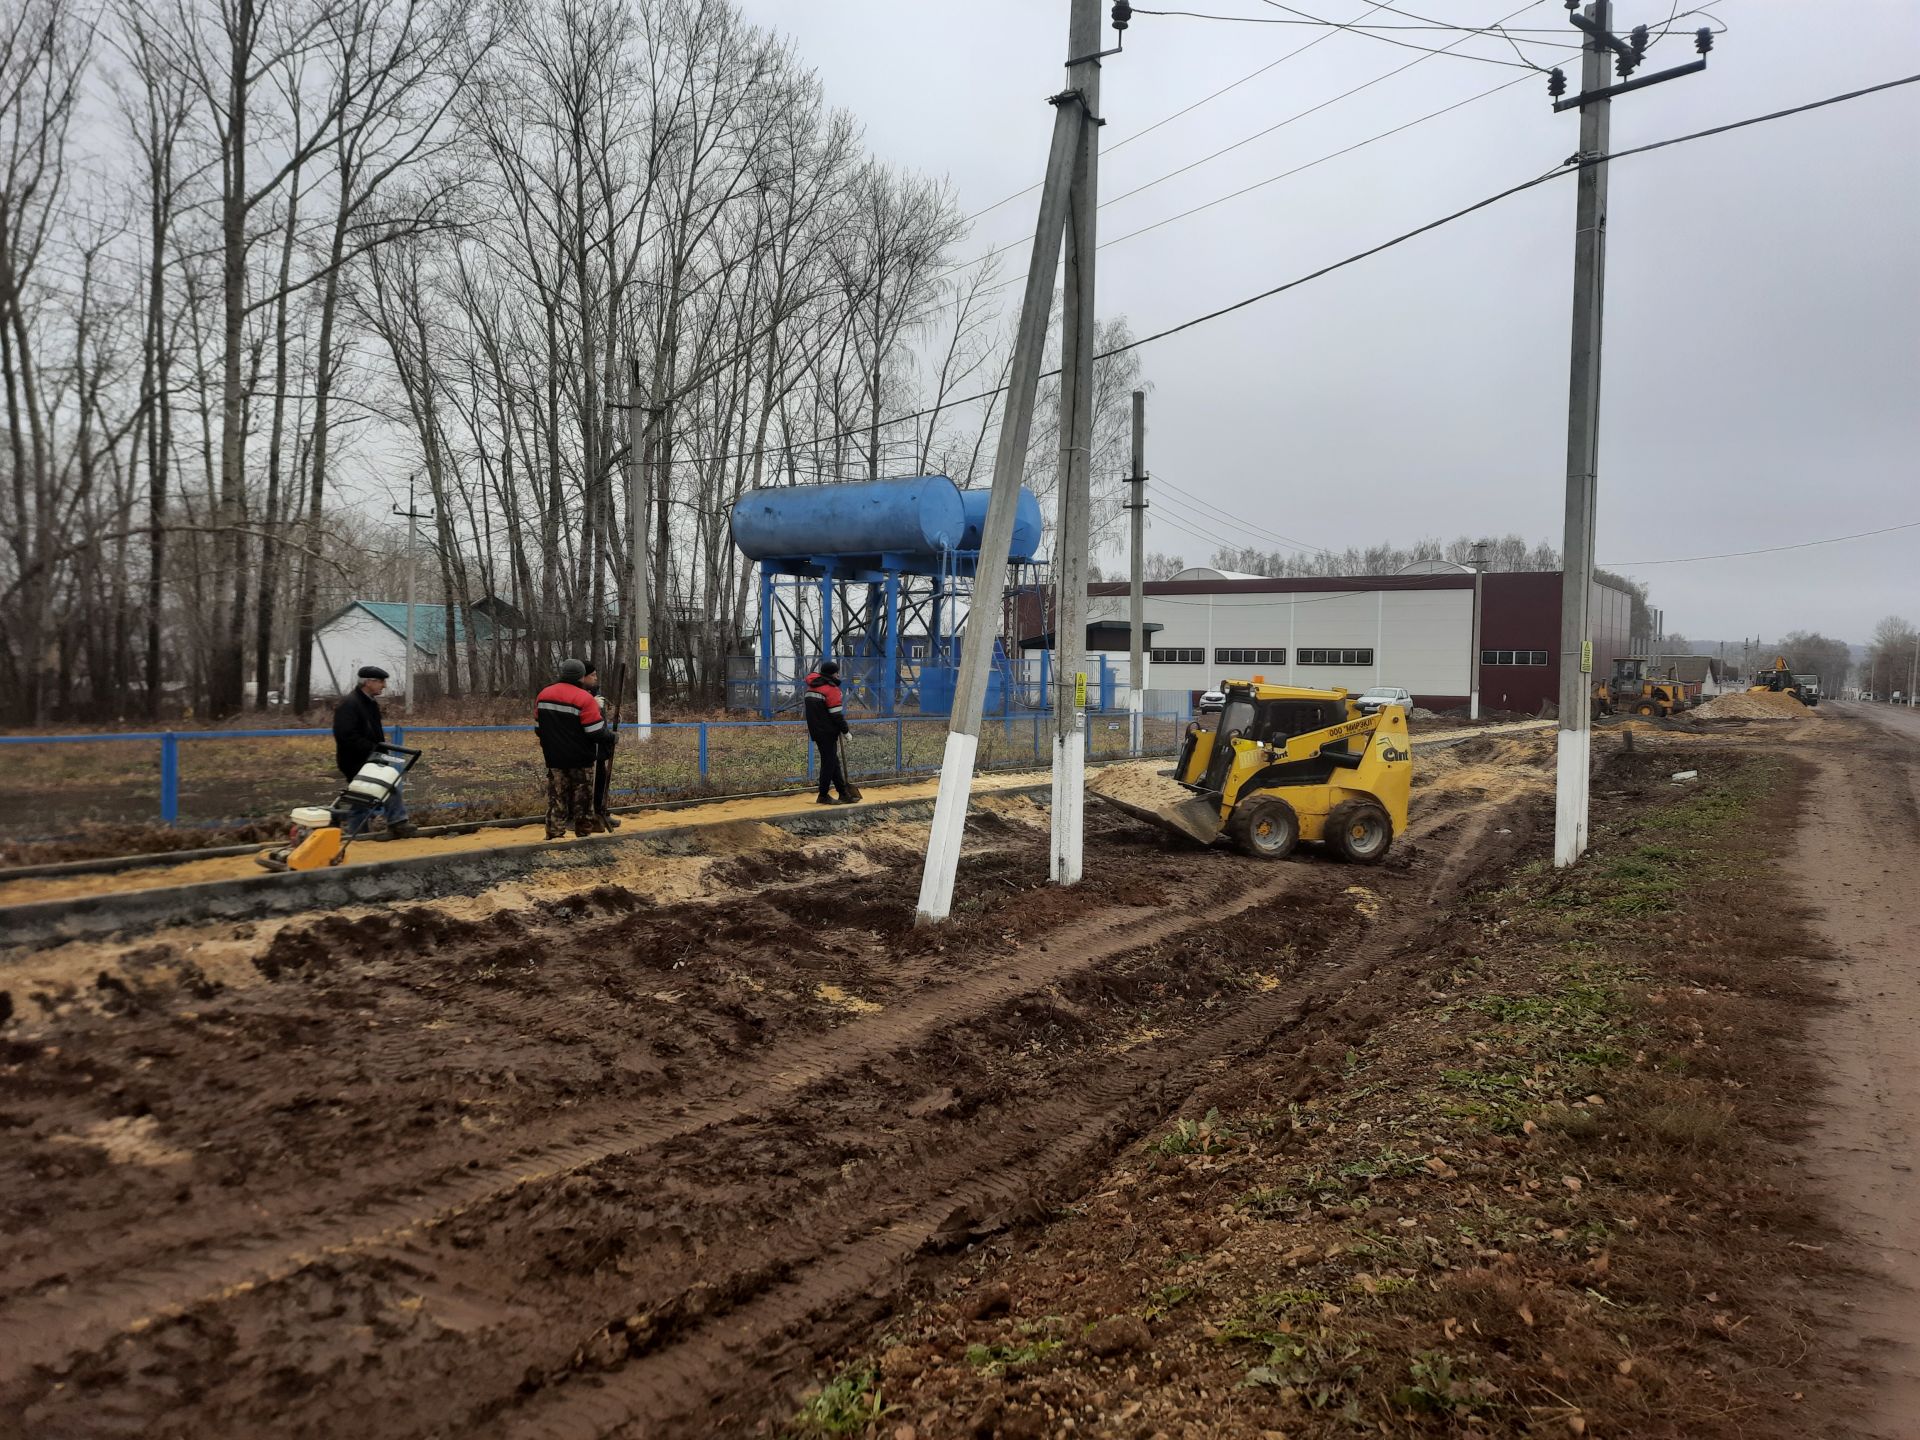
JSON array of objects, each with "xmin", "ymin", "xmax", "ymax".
[{"xmin": 1077, "ymin": 567, "xmax": 1635, "ymax": 716}]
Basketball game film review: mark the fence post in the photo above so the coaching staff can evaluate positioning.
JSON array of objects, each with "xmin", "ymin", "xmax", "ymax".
[
  {"xmin": 160, "ymin": 732, "xmax": 179, "ymax": 824},
  {"xmin": 391, "ymin": 725, "xmax": 405, "ymax": 750},
  {"xmin": 698, "ymin": 723, "xmax": 710, "ymax": 783},
  {"xmin": 894, "ymin": 718, "xmax": 904, "ymax": 776}
]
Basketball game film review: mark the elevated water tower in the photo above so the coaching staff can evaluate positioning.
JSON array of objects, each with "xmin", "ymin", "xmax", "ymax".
[{"xmin": 728, "ymin": 475, "xmax": 1045, "ymax": 717}]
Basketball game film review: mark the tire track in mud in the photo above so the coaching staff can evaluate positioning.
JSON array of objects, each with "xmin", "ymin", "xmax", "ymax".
[
  {"xmin": 473, "ymin": 804, "xmax": 1540, "ymax": 1440},
  {"xmin": 0, "ymin": 860, "xmax": 1303, "ymax": 1383}
]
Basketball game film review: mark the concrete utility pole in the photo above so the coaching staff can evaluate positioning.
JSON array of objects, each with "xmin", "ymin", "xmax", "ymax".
[
  {"xmin": 624, "ymin": 362, "xmax": 657, "ymax": 739},
  {"xmin": 392, "ymin": 475, "xmax": 432, "ymax": 716},
  {"xmin": 1550, "ymin": 2, "xmax": 1712, "ymax": 867},
  {"xmin": 1468, "ymin": 539, "xmax": 1488, "ymax": 721},
  {"xmin": 916, "ymin": 0, "xmax": 1124, "ymax": 924},
  {"xmin": 1126, "ymin": 389, "xmax": 1147, "ymax": 756},
  {"xmin": 1049, "ymin": 0, "xmax": 1103, "ymax": 887}
]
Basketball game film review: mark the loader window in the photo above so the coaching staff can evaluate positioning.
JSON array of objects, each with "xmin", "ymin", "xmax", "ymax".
[
  {"xmin": 1256, "ymin": 699, "xmax": 1339, "ymax": 741},
  {"xmin": 1217, "ymin": 697, "xmax": 1257, "ymax": 739}
]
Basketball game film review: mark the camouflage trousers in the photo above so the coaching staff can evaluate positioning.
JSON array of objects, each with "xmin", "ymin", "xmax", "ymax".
[{"xmin": 545, "ymin": 767, "xmax": 603, "ymax": 839}]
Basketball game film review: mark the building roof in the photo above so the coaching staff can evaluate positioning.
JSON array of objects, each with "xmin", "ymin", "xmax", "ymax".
[
  {"xmin": 317, "ymin": 600, "xmax": 498, "ymax": 658},
  {"xmin": 1168, "ymin": 566, "xmax": 1263, "ymax": 582},
  {"xmin": 1651, "ymin": 654, "xmax": 1720, "ymax": 683}
]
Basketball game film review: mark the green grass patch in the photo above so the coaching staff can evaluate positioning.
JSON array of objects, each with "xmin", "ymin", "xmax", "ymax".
[{"xmin": 790, "ymin": 1365, "xmax": 895, "ymax": 1434}]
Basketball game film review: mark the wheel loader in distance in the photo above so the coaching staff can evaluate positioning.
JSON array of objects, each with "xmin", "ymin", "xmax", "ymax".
[
  {"xmin": 1089, "ymin": 680, "xmax": 1411, "ymax": 862},
  {"xmin": 1748, "ymin": 656, "xmax": 1816, "ymax": 706}
]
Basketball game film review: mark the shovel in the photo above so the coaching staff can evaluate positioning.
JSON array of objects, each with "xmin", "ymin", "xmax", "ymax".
[{"xmin": 837, "ymin": 733, "xmax": 863, "ymax": 802}]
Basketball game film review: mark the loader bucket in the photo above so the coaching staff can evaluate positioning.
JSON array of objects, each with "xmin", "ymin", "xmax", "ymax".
[{"xmin": 1087, "ymin": 762, "xmax": 1226, "ymax": 846}]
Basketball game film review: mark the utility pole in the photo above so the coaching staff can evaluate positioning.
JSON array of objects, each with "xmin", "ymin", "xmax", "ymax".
[
  {"xmin": 1126, "ymin": 389, "xmax": 1146, "ymax": 756},
  {"xmin": 1549, "ymin": 2, "xmax": 1713, "ymax": 867},
  {"xmin": 1469, "ymin": 539, "xmax": 1488, "ymax": 721},
  {"xmin": 916, "ymin": 0, "xmax": 1127, "ymax": 924},
  {"xmin": 1049, "ymin": 0, "xmax": 1103, "ymax": 887},
  {"xmin": 393, "ymin": 475, "xmax": 432, "ymax": 716},
  {"xmin": 624, "ymin": 362, "xmax": 657, "ymax": 739}
]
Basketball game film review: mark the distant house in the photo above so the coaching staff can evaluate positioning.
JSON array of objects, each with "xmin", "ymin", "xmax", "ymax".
[
  {"xmin": 310, "ymin": 600, "xmax": 499, "ymax": 699},
  {"xmin": 1649, "ymin": 655, "xmax": 1724, "ymax": 698}
]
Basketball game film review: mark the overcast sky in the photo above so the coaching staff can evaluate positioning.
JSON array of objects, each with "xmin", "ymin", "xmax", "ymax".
[{"xmin": 731, "ymin": 0, "xmax": 1919, "ymax": 646}]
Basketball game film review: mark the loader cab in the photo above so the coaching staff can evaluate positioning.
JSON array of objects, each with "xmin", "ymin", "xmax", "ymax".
[{"xmin": 1191, "ymin": 682, "xmax": 1355, "ymax": 795}]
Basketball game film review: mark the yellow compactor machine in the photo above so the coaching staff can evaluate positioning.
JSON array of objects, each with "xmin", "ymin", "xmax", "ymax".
[{"xmin": 1092, "ymin": 680, "xmax": 1412, "ymax": 862}]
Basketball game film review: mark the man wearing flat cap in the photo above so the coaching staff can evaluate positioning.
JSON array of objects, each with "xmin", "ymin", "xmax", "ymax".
[{"xmin": 332, "ymin": 665, "xmax": 418, "ymax": 838}]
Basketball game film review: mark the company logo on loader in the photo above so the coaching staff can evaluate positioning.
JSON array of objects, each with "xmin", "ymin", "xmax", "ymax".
[{"xmin": 1378, "ymin": 738, "xmax": 1411, "ymax": 763}]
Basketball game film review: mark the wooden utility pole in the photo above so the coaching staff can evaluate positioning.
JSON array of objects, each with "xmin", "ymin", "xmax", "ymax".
[
  {"xmin": 1551, "ymin": 2, "xmax": 1711, "ymax": 866},
  {"xmin": 916, "ymin": 0, "xmax": 1125, "ymax": 924},
  {"xmin": 1126, "ymin": 389, "xmax": 1146, "ymax": 755},
  {"xmin": 393, "ymin": 475, "xmax": 432, "ymax": 715},
  {"xmin": 624, "ymin": 362, "xmax": 657, "ymax": 739}
]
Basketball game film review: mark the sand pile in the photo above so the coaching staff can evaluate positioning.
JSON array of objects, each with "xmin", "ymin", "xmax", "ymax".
[{"xmin": 1691, "ymin": 690, "xmax": 1818, "ymax": 721}]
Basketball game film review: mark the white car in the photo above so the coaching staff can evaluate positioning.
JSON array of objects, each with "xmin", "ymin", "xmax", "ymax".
[{"xmin": 1354, "ymin": 686, "xmax": 1413, "ymax": 715}]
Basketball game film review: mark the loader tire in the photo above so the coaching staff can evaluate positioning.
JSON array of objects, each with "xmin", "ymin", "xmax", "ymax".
[
  {"xmin": 1230, "ymin": 796, "xmax": 1299, "ymax": 860},
  {"xmin": 1631, "ymin": 699, "xmax": 1659, "ymax": 717},
  {"xmin": 1326, "ymin": 799, "xmax": 1393, "ymax": 864}
]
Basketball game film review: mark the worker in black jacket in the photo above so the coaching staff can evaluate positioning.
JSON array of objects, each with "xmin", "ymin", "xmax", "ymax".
[
  {"xmin": 331, "ymin": 666, "xmax": 418, "ymax": 838},
  {"xmin": 803, "ymin": 660, "xmax": 857, "ymax": 805}
]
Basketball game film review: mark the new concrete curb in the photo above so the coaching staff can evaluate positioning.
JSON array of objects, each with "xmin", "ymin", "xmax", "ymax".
[{"xmin": 2, "ymin": 786, "xmax": 1047, "ymax": 948}]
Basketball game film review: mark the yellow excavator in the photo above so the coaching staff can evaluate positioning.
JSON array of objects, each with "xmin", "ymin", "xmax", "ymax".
[
  {"xmin": 1090, "ymin": 680, "xmax": 1411, "ymax": 862},
  {"xmin": 1748, "ymin": 656, "xmax": 1814, "ymax": 705}
]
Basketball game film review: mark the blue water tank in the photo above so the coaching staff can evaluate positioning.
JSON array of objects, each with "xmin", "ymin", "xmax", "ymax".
[
  {"xmin": 730, "ymin": 476, "xmax": 967, "ymax": 560},
  {"xmin": 958, "ymin": 487, "xmax": 1044, "ymax": 562}
]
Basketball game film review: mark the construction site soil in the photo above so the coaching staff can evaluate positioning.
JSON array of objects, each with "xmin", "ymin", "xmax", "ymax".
[{"xmin": 0, "ymin": 725, "xmax": 1877, "ymax": 1438}]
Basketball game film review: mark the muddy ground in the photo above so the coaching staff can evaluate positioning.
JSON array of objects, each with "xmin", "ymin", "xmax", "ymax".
[{"xmin": 0, "ymin": 720, "xmax": 1896, "ymax": 1438}]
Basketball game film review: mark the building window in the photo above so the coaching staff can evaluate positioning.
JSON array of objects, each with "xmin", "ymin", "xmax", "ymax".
[
  {"xmin": 1214, "ymin": 647, "xmax": 1285, "ymax": 665},
  {"xmin": 1481, "ymin": 649, "xmax": 1550, "ymax": 666},
  {"xmin": 1150, "ymin": 647, "xmax": 1203, "ymax": 665},
  {"xmin": 1297, "ymin": 648, "xmax": 1373, "ymax": 666}
]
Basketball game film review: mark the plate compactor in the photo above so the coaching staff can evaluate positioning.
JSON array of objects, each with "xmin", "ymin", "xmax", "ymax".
[
  {"xmin": 257, "ymin": 742, "xmax": 422, "ymax": 872},
  {"xmin": 1090, "ymin": 680, "xmax": 1412, "ymax": 862}
]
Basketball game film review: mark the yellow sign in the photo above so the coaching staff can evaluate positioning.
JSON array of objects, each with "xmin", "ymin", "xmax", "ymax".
[
  {"xmin": 638, "ymin": 655, "xmax": 651, "ymax": 670},
  {"xmin": 1580, "ymin": 640, "xmax": 1593, "ymax": 674},
  {"xmin": 1073, "ymin": 671, "xmax": 1088, "ymax": 708},
  {"xmin": 637, "ymin": 636, "xmax": 649, "ymax": 652}
]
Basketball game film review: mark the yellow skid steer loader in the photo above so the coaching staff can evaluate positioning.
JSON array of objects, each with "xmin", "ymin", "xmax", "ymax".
[{"xmin": 1091, "ymin": 681, "xmax": 1411, "ymax": 862}]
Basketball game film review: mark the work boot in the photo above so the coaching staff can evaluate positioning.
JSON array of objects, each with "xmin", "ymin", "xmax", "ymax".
[
  {"xmin": 836, "ymin": 794, "xmax": 860, "ymax": 805},
  {"xmin": 386, "ymin": 821, "xmax": 421, "ymax": 840},
  {"xmin": 815, "ymin": 794, "xmax": 836, "ymax": 805},
  {"xmin": 599, "ymin": 813, "xmax": 622, "ymax": 830}
]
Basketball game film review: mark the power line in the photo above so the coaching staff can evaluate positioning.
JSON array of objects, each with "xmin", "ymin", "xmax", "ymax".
[
  {"xmin": 627, "ymin": 70, "xmax": 1920, "ymax": 471},
  {"xmin": 1254, "ymin": 0, "xmax": 1537, "ymax": 67},
  {"xmin": 943, "ymin": 0, "xmax": 1544, "ymax": 284},
  {"xmin": 956, "ymin": 0, "xmax": 1405, "ymax": 229},
  {"xmin": 1137, "ymin": 5, "xmax": 1550, "ymax": 68},
  {"xmin": 1602, "ymin": 519, "xmax": 1920, "ymax": 568},
  {"xmin": 1152, "ymin": 471, "xmax": 1330, "ymax": 554}
]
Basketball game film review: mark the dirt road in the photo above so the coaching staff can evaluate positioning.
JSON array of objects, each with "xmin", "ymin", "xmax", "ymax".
[
  {"xmin": 1797, "ymin": 703, "xmax": 1920, "ymax": 1436},
  {"xmin": 0, "ymin": 737, "xmax": 1546, "ymax": 1438}
]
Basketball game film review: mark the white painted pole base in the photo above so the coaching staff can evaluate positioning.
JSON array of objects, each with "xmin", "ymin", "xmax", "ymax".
[
  {"xmin": 1553, "ymin": 726, "xmax": 1591, "ymax": 867},
  {"xmin": 1469, "ymin": 690, "xmax": 1479, "ymax": 722},
  {"xmin": 1050, "ymin": 732, "xmax": 1085, "ymax": 885},
  {"xmin": 1128, "ymin": 693, "xmax": 1143, "ymax": 756},
  {"xmin": 634, "ymin": 690, "xmax": 652, "ymax": 742},
  {"xmin": 915, "ymin": 730, "xmax": 981, "ymax": 925}
]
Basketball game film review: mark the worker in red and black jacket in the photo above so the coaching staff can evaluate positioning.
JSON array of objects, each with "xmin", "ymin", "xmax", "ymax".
[
  {"xmin": 536, "ymin": 658, "xmax": 615, "ymax": 838},
  {"xmin": 803, "ymin": 660, "xmax": 857, "ymax": 805}
]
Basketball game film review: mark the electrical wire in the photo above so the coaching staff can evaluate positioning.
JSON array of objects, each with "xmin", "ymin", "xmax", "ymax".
[
  {"xmin": 1254, "ymin": 0, "xmax": 1537, "ymax": 67},
  {"xmin": 1151, "ymin": 471, "xmax": 1330, "ymax": 554},
  {"xmin": 1602, "ymin": 519, "xmax": 1920, "ymax": 568},
  {"xmin": 941, "ymin": 0, "xmax": 1544, "ymax": 284},
  {"xmin": 633, "ymin": 69, "xmax": 1920, "ymax": 472},
  {"xmin": 955, "ymin": 0, "xmax": 1405, "ymax": 229}
]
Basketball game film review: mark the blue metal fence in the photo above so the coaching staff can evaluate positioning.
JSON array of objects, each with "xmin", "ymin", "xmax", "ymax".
[{"xmin": 0, "ymin": 706, "xmax": 1193, "ymax": 832}]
